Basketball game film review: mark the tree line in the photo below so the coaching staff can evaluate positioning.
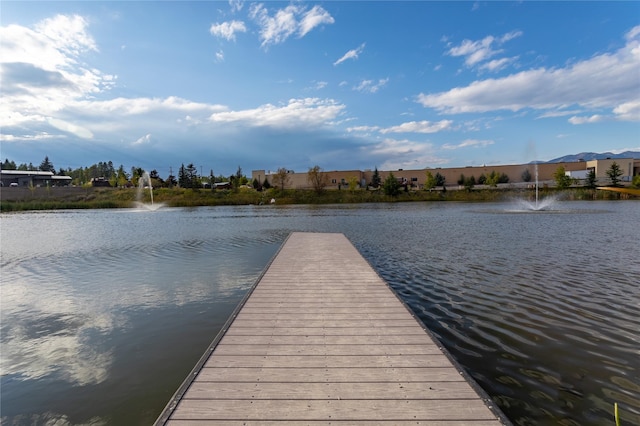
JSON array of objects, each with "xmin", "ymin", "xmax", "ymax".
[
  {"xmin": 0, "ymin": 156, "xmax": 253, "ymax": 189},
  {"xmin": 3, "ymin": 156, "xmax": 636, "ymax": 192}
]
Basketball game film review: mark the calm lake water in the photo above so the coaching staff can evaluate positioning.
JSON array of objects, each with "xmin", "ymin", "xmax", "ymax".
[{"xmin": 1, "ymin": 201, "xmax": 639, "ymax": 425}]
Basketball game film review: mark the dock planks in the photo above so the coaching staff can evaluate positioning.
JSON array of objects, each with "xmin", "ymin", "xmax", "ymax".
[{"xmin": 157, "ymin": 232, "xmax": 506, "ymax": 425}]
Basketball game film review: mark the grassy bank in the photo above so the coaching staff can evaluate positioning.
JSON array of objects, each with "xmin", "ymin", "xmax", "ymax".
[{"xmin": 0, "ymin": 185, "xmax": 634, "ymax": 212}]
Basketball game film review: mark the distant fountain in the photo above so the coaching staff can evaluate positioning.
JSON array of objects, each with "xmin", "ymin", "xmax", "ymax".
[
  {"xmin": 535, "ymin": 162, "xmax": 539, "ymax": 209},
  {"xmin": 135, "ymin": 171, "xmax": 162, "ymax": 211},
  {"xmin": 512, "ymin": 162, "xmax": 560, "ymax": 212}
]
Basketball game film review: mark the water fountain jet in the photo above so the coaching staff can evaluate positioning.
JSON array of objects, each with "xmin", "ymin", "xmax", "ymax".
[{"xmin": 135, "ymin": 171, "xmax": 162, "ymax": 211}]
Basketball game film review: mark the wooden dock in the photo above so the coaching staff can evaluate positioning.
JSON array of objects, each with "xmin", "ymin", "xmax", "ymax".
[{"xmin": 156, "ymin": 232, "xmax": 507, "ymax": 425}]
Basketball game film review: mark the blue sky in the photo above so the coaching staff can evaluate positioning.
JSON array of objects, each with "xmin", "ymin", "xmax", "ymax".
[{"xmin": 1, "ymin": 1, "xmax": 639, "ymax": 177}]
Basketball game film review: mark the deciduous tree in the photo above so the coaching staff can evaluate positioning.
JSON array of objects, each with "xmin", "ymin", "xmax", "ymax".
[
  {"xmin": 307, "ymin": 165, "xmax": 328, "ymax": 194},
  {"xmin": 485, "ymin": 171, "xmax": 499, "ymax": 187},
  {"xmin": 347, "ymin": 176, "xmax": 359, "ymax": 192},
  {"xmin": 553, "ymin": 165, "xmax": 572, "ymax": 189},
  {"xmin": 273, "ymin": 167, "xmax": 290, "ymax": 192},
  {"xmin": 424, "ymin": 170, "xmax": 436, "ymax": 191}
]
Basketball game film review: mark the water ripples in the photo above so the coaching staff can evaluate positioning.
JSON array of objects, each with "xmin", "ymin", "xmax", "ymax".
[{"xmin": 1, "ymin": 202, "xmax": 638, "ymax": 425}]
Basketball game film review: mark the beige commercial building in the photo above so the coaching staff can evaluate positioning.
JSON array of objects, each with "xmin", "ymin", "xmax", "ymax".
[{"xmin": 253, "ymin": 158, "xmax": 639, "ymax": 190}]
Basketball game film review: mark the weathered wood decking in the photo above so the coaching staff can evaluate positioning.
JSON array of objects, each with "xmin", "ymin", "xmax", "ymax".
[{"xmin": 157, "ymin": 232, "xmax": 506, "ymax": 425}]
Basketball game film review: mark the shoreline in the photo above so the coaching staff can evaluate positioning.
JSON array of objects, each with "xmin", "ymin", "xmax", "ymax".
[{"xmin": 1, "ymin": 185, "xmax": 636, "ymax": 212}]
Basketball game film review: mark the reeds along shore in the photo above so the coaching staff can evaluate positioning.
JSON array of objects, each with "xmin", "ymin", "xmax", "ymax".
[{"xmin": 0, "ymin": 185, "xmax": 635, "ymax": 212}]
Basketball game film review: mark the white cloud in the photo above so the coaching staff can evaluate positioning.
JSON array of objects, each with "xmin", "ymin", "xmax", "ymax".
[
  {"xmin": 299, "ymin": 5, "xmax": 335, "ymax": 37},
  {"xmin": 537, "ymin": 109, "xmax": 584, "ymax": 119},
  {"xmin": 215, "ymin": 49, "xmax": 225, "ymax": 62},
  {"xmin": 46, "ymin": 117, "xmax": 93, "ymax": 139},
  {"xmin": 380, "ymin": 120, "xmax": 453, "ymax": 134},
  {"xmin": 249, "ymin": 3, "xmax": 333, "ymax": 47},
  {"xmin": 442, "ymin": 139, "xmax": 494, "ymax": 150},
  {"xmin": 367, "ymin": 138, "xmax": 447, "ymax": 170},
  {"xmin": 354, "ymin": 78, "xmax": 389, "ymax": 93},
  {"xmin": 613, "ymin": 100, "xmax": 640, "ymax": 121},
  {"xmin": 347, "ymin": 125, "xmax": 380, "ymax": 133},
  {"xmin": 446, "ymin": 30, "xmax": 522, "ymax": 67},
  {"xmin": 418, "ymin": 26, "xmax": 640, "ymax": 119},
  {"xmin": 568, "ymin": 114, "xmax": 604, "ymax": 125},
  {"xmin": 209, "ymin": 98, "xmax": 345, "ymax": 128},
  {"xmin": 610, "ymin": 146, "xmax": 640, "ymax": 154},
  {"xmin": 0, "ymin": 14, "xmax": 116, "ymax": 137},
  {"xmin": 249, "ymin": 4, "xmax": 297, "ymax": 47},
  {"xmin": 334, "ymin": 43, "xmax": 366, "ymax": 66},
  {"xmin": 209, "ymin": 20, "xmax": 247, "ymax": 41},
  {"xmin": 1, "ymin": 15, "xmax": 111, "ymax": 93},
  {"xmin": 479, "ymin": 56, "xmax": 518, "ymax": 72},
  {"xmin": 34, "ymin": 14, "xmax": 98, "ymax": 59},
  {"xmin": 132, "ymin": 133, "xmax": 152, "ymax": 145},
  {"xmin": 0, "ymin": 132, "xmax": 58, "ymax": 142},
  {"xmin": 313, "ymin": 81, "xmax": 328, "ymax": 90},
  {"xmin": 76, "ymin": 96, "xmax": 227, "ymax": 116},
  {"xmin": 229, "ymin": 0, "xmax": 243, "ymax": 13}
]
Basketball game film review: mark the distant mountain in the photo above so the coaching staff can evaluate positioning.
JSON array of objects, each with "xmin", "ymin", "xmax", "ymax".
[{"xmin": 546, "ymin": 151, "xmax": 640, "ymax": 163}]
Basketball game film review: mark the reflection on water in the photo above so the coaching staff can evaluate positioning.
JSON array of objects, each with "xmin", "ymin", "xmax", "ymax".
[{"xmin": 1, "ymin": 202, "xmax": 639, "ymax": 425}]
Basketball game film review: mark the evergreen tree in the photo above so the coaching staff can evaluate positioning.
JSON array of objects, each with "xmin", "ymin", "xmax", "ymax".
[
  {"xmin": 464, "ymin": 175, "xmax": 476, "ymax": 191},
  {"xmin": 149, "ymin": 169, "xmax": 163, "ymax": 187},
  {"xmin": 521, "ymin": 169, "xmax": 532, "ymax": 183},
  {"xmin": 166, "ymin": 174, "xmax": 177, "ymax": 188},
  {"xmin": 434, "ymin": 172, "xmax": 445, "ymax": 187},
  {"xmin": 184, "ymin": 163, "xmax": 199, "ymax": 188},
  {"xmin": 2, "ymin": 159, "xmax": 17, "ymax": 170},
  {"xmin": 383, "ymin": 172, "xmax": 400, "ymax": 196},
  {"xmin": 371, "ymin": 167, "xmax": 381, "ymax": 188},
  {"xmin": 39, "ymin": 156, "xmax": 56, "ymax": 173},
  {"xmin": 232, "ymin": 166, "xmax": 243, "ymax": 191},
  {"xmin": 605, "ymin": 162, "xmax": 623, "ymax": 187},
  {"xmin": 585, "ymin": 169, "xmax": 597, "ymax": 189},
  {"xmin": 178, "ymin": 164, "xmax": 187, "ymax": 187}
]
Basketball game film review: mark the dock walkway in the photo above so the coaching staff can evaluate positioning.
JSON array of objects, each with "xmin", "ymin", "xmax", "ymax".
[{"xmin": 157, "ymin": 232, "xmax": 506, "ymax": 425}]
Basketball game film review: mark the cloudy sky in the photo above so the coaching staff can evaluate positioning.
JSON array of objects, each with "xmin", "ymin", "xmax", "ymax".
[{"xmin": 1, "ymin": 1, "xmax": 639, "ymax": 177}]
